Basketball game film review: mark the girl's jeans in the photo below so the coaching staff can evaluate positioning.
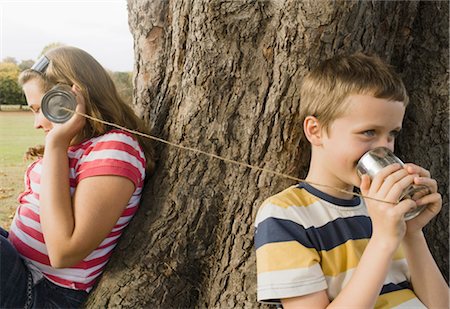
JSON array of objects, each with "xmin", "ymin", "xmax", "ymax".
[{"xmin": 0, "ymin": 228, "xmax": 88, "ymax": 308}]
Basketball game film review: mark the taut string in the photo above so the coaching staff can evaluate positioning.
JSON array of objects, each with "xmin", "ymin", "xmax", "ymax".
[{"xmin": 64, "ymin": 108, "xmax": 396, "ymax": 205}]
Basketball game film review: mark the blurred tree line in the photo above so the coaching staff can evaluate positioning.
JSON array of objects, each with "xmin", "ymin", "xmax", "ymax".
[
  {"xmin": 0, "ymin": 43, "xmax": 133, "ymax": 109},
  {"xmin": 0, "ymin": 57, "xmax": 27, "ymax": 109}
]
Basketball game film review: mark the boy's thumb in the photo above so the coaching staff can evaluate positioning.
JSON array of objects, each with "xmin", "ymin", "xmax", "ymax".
[{"xmin": 360, "ymin": 174, "xmax": 371, "ymax": 194}]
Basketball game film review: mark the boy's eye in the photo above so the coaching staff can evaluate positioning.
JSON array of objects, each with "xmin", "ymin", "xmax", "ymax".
[
  {"xmin": 390, "ymin": 130, "xmax": 400, "ymax": 138},
  {"xmin": 362, "ymin": 130, "xmax": 375, "ymax": 137}
]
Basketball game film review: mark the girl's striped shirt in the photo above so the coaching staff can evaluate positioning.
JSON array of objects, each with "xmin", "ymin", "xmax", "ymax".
[{"xmin": 9, "ymin": 130, "xmax": 146, "ymax": 292}]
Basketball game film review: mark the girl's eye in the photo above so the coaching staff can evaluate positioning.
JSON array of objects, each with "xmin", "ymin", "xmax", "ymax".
[{"xmin": 30, "ymin": 106, "xmax": 40, "ymax": 113}]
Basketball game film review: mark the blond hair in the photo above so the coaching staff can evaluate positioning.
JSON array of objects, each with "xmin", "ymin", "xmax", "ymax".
[
  {"xmin": 299, "ymin": 52, "xmax": 409, "ymax": 136},
  {"xmin": 19, "ymin": 46, "xmax": 155, "ymax": 172}
]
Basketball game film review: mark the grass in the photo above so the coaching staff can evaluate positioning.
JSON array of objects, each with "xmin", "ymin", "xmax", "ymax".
[{"xmin": 0, "ymin": 106, "xmax": 45, "ymax": 229}]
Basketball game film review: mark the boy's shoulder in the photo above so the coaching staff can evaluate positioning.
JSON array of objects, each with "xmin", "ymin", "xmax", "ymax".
[
  {"xmin": 255, "ymin": 184, "xmax": 322, "ymax": 227},
  {"xmin": 261, "ymin": 184, "xmax": 320, "ymax": 209}
]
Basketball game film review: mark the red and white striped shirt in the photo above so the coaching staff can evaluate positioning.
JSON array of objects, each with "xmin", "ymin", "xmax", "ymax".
[{"xmin": 9, "ymin": 130, "xmax": 146, "ymax": 292}]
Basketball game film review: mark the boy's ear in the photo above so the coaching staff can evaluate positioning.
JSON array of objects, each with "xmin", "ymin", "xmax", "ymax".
[{"xmin": 303, "ymin": 116, "xmax": 323, "ymax": 146}]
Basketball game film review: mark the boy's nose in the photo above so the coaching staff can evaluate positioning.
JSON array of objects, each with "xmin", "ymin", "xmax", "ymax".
[{"xmin": 374, "ymin": 138, "xmax": 395, "ymax": 151}]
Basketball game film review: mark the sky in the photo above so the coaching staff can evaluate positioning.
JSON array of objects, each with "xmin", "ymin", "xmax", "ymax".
[{"xmin": 0, "ymin": 0, "xmax": 134, "ymax": 72}]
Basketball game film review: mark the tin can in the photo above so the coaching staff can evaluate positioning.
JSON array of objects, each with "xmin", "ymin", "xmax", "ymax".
[
  {"xmin": 357, "ymin": 147, "xmax": 429, "ymax": 220},
  {"xmin": 41, "ymin": 84, "xmax": 76, "ymax": 123}
]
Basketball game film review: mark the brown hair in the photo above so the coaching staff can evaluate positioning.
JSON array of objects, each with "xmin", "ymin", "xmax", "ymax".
[
  {"xmin": 299, "ymin": 52, "xmax": 409, "ymax": 136},
  {"xmin": 19, "ymin": 46, "xmax": 155, "ymax": 172}
]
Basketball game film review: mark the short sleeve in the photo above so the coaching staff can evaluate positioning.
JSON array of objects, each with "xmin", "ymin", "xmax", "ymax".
[
  {"xmin": 75, "ymin": 131, "xmax": 146, "ymax": 188},
  {"xmin": 254, "ymin": 200, "xmax": 327, "ymax": 304}
]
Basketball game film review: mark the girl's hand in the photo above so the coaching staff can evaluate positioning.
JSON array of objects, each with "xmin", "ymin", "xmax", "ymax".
[
  {"xmin": 403, "ymin": 163, "xmax": 442, "ymax": 238},
  {"xmin": 45, "ymin": 85, "xmax": 86, "ymax": 148},
  {"xmin": 360, "ymin": 163, "xmax": 418, "ymax": 250}
]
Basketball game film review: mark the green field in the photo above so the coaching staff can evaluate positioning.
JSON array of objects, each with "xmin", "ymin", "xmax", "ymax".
[{"xmin": 0, "ymin": 108, "xmax": 45, "ymax": 228}]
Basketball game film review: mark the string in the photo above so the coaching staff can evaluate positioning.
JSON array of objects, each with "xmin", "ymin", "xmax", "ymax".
[{"xmin": 63, "ymin": 108, "xmax": 396, "ymax": 205}]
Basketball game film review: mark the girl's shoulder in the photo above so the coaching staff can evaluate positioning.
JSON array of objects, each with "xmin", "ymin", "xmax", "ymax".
[
  {"xmin": 69, "ymin": 129, "xmax": 145, "ymax": 161},
  {"xmin": 93, "ymin": 129, "xmax": 139, "ymax": 144},
  {"xmin": 69, "ymin": 129, "xmax": 147, "ymax": 182},
  {"xmin": 70, "ymin": 130, "xmax": 140, "ymax": 151}
]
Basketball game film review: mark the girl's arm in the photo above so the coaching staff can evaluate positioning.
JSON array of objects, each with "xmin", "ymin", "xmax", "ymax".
[
  {"xmin": 39, "ymin": 86, "xmax": 137, "ymax": 268},
  {"xmin": 40, "ymin": 142, "xmax": 135, "ymax": 267}
]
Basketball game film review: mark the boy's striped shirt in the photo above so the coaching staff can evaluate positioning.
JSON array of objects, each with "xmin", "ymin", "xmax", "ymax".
[
  {"xmin": 10, "ymin": 130, "xmax": 146, "ymax": 292},
  {"xmin": 255, "ymin": 183, "xmax": 425, "ymax": 308}
]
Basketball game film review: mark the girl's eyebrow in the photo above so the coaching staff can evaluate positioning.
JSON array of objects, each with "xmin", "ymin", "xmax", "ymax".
[{"xmin": 29, "ymin": 104, "xmax": 39, "ymax": 112}]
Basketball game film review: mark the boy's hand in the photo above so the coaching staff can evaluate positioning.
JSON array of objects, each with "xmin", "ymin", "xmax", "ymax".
[
  {"xmin": 403, "ymin": 163, "xmax": 442, "ymax": 238},
  {"xmin": 360, "ymin": 163, "xmax": 418, "ymax": 250}
]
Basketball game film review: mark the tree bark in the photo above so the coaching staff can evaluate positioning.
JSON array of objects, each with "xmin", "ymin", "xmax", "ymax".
[
  {"xmin": 395, "ymin": 0, "xmax": 449, "ymax": 281},
  {"xmin": 86, "ymin": 1, "xmax": 448, "ymax": 308}
]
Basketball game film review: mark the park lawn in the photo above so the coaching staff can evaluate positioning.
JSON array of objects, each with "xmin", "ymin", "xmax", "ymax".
[{"xmin": 0, "ymin": 109, "xmax": 45, "ymax": 229}]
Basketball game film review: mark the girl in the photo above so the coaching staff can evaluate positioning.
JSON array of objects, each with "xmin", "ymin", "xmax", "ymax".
[{"xmin": 0, "ymin": 46, "xmax": 155, "ymax": 308}]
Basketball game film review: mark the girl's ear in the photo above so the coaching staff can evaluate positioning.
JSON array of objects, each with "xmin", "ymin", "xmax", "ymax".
[{"xmin": 303, "ymin": 116, "xmax": 323, "ymax": 146}]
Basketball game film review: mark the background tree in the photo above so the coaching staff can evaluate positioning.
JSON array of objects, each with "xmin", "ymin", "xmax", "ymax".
[
  {"xmin": 109, "ymin": 71, "xmax": 133, "ymax": 105},
  {"xmin": 38, "ymin": 42, "xmax": 66, "ymax": 58},
  {"xmin": 0, "ymin": 62, "xmax": 24, "ymax": 109},
  {"xmin": 2, "ymin": 57, "xmax": 17, "ymax": 64},
  {"xmin": 87, "ymin": 1, "xmax": 448, "ymax": 308},
  {"xmin": 18, "ymin": 59, "xmax": 34, "ymax": 71},
  {"xmin": 0, "ymin": 57, "xmax": 43, "ymax": 110}
]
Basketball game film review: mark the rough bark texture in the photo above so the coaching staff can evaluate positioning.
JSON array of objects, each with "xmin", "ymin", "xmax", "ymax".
[
  {"xmin": 86, "ymin": 1, "xmax": 448, "ymax": 308},
  {"xmin": 396, "ymin": 0, "xmax": 449, "ymax": 281}
]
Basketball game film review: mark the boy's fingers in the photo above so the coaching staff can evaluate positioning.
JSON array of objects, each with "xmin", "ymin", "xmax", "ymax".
[
  {"xmin": 370, "ymin": 163, "xmax": 403, "ymax": 192},
  {"xmin": 385, "ymin": 174, "xmax": 416, "ymax": 202},
  {"xmin": 404, "ymin": 163, "xmax": 431, "ymax": 178},
  {"xmin": 378, "ymin": 169, "xmax": 413, "ymax": 197},
  {"xmin": 414, "ymin": 177, "xmax": 437, "ymax": 193},
  {"xmin": 394, "ymin": 199, "xmax": 418, "ymax": 217},
  {"xmin": 360, "ymin": 174, "xmax": 371, "ymax": 194},
  {"xmin": 416, "ymin": 192, "xmax": 442, "ymax": 210}
]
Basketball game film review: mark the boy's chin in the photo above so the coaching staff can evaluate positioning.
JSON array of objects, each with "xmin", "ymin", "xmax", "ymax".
[{"xmin": 350, "ymin": 175, "xmax": 362, "ymax": 188}]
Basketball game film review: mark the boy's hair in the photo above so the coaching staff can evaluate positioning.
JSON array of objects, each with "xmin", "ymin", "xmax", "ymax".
[
  {"xmin": 299, "ymin": 52, "xmax": 409, "ymax": 135},
  {"xmin": 19, "ymin": 46, "xmax": 155, "ymax": 172}
]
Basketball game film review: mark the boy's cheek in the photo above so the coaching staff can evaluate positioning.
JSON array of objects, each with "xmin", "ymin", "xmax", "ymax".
[
  {"xmin": 351, "ymin": 168, "xmax": 364, "ymax": 188},
  {"xmin": 354, "ymin": 176, "xmax": 363, "ymax": 188}
]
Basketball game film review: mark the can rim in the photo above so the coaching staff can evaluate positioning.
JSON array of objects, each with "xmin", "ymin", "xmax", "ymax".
[{"xmin": 41, "ymin": 89, "xmax": 77, "ymax": 123}]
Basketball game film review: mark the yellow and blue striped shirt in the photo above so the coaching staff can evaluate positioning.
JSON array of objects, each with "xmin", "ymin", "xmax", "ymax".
[{"xmin": 255, "ymin": 183, "xmax": 425, "ymax": 308}]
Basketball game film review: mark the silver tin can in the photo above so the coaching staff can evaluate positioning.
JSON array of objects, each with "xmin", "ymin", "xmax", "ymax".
[
  {"xmin": 357, "ymin": 147, "xmax": 428, "ymax": 220},
  {"xmin": 41, "ymin": 85, "xmax": 76, "ymax": 123}
]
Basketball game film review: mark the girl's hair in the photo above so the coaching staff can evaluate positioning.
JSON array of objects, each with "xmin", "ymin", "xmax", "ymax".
[
  {"xmin": 299, "ymin": 52, "xmax": 409, "ymax": 136},
  {"xmin": 19, "ymin": 46, "xmax": 155, "ymax": 172}
]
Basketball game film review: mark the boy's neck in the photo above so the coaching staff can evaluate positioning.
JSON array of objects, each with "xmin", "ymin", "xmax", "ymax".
[
  {"xmin": 305, "ymin": 158, "xmax": 355, "ymax": 200},
  {"xmin": 304, "ymin": 175, "xmax": 355, "ymax": 200}
]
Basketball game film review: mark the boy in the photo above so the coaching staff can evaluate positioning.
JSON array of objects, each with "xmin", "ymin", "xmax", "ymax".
[{"xmin": 254, "ymin": 53, "xmax": 448, "ymax": 308}]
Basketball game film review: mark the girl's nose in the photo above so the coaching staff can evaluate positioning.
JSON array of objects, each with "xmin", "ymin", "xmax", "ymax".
[{"xmin": 34, "ymin": 113, "xmax": 43, "ymax": 129}]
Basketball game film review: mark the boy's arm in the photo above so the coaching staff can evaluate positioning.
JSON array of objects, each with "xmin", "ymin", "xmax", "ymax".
[
  {"xmin": 402, "ymin": 232, "xmax": 449, "ymax": 308},
  {"xmin": 282, "ymin": 232, "xmax": 400, "ymax": 309},
  {"xmin": 400, "ymin": 164, "xmax": 449, "ymax": 308},
  {"xmin": 283, "ymin": 165, "xmax": 418, "ymax": 308}
]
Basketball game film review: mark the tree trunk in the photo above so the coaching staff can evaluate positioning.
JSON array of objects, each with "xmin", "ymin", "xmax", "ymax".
[
  {"xmin": 86, "ymin": 1, "xmax": 448, "ymax": 308},
  {"xmin": 396, "ymin": 0, "xmax": 449, "ymax": 280}
]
